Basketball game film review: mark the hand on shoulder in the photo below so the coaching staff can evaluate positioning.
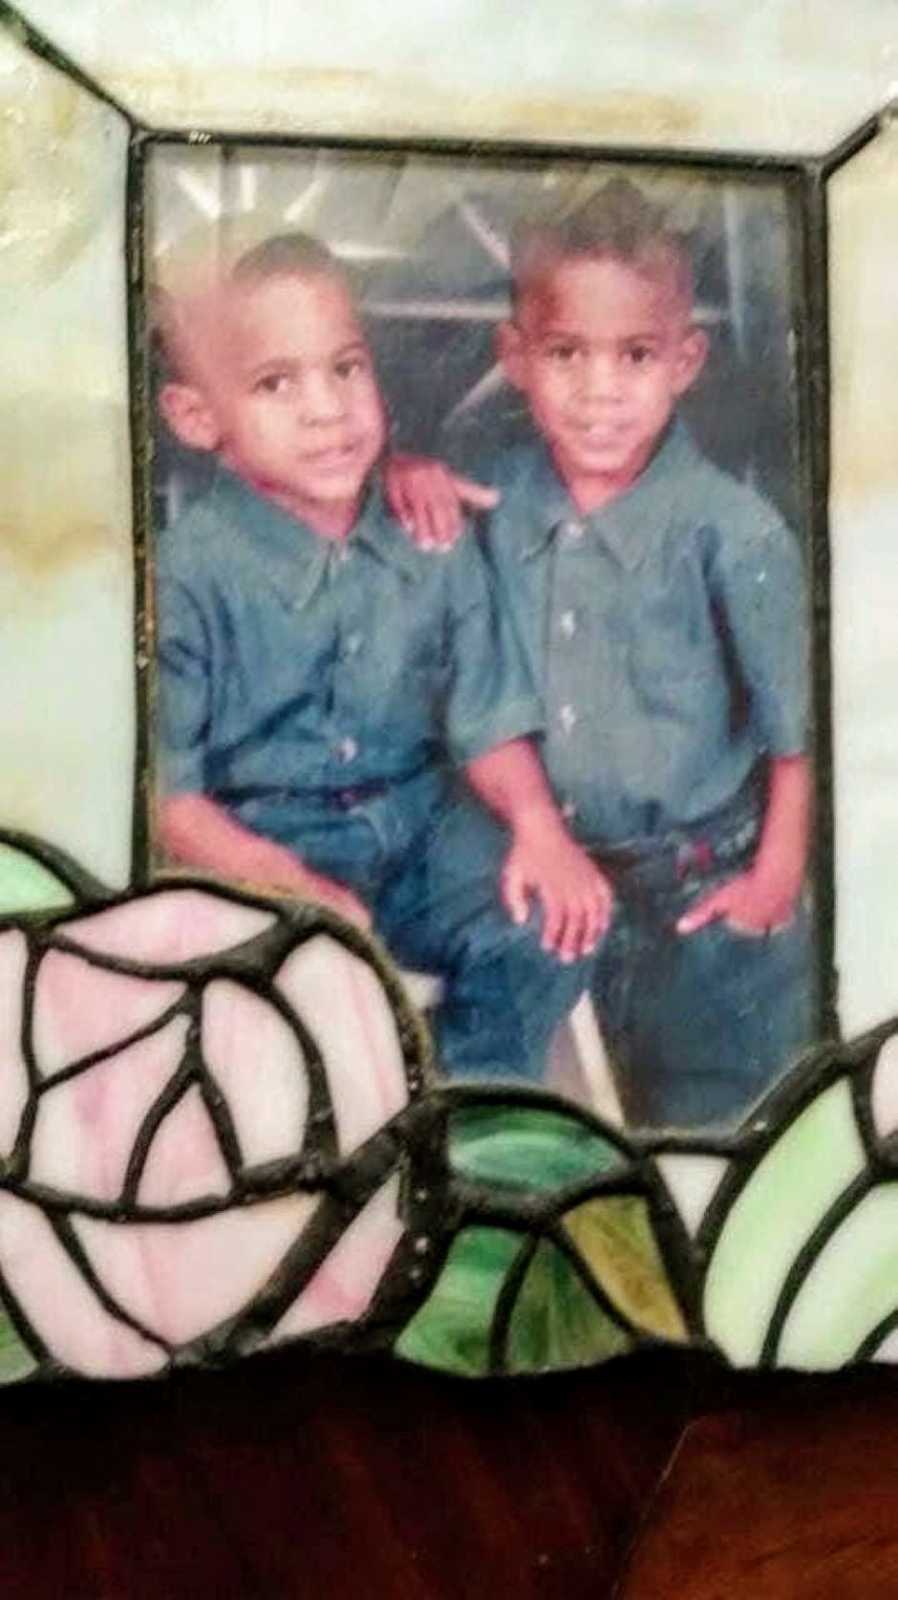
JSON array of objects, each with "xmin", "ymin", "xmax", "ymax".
[{"xmin": 383, "ymin": 453, "xmax": 499, "ymax": 550}]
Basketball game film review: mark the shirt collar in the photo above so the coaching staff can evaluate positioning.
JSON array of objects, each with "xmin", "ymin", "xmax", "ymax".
[
  {"xmin": 520, "ymin": 418, "xmax": 700, "ymax": 572},
  {"xmin": 208, "ymin": 466, "xmax": 420, "ymax": 613}
]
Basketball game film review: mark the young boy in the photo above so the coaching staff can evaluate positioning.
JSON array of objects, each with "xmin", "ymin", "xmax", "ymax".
[
  {"xmin": 152, "ymin": 232, "xmax": 611, "ymax": 1085},
  {"xmin": 387, "ymin": 179, "xmax": 815, "ymax": 1127}
]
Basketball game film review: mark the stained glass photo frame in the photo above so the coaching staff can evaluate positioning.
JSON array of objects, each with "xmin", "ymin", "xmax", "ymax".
[{"xmin": 0, "ymin": 0, "xmax": 896, "ymax": 1383}]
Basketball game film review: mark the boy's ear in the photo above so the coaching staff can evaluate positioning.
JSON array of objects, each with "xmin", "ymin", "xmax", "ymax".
[
  {"xmin": 159, "ymin": 382, "xmax": 221, "ymax": 452},
  {"xmin": 496, "ymin": 320, "xmax": 527, "ymax": 390},
  {"xmin": 673, "ymin": 326, "xmax": 709, "ymax": 396}
]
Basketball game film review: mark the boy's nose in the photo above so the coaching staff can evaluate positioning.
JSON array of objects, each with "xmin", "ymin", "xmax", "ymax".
[
  {"xmin": 579, "ymin": 353, "xmax": 623, "ymax": 403},
  {"xmin": 298, "ymin": 371, "xmax": 345, "ymax": 424}
]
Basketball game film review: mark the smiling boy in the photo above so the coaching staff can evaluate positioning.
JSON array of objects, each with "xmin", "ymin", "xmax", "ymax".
[
  {"xmin": 388, "ymin": 179, "xmax": 815, "ymax": 1125},
  {"xmin": 152, "ymin": 232, "xmax": 609, "ymax": 1084}
]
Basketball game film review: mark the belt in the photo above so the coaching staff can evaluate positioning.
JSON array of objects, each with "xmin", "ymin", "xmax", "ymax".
[
  {"xmin": 226, "ymin": 768, "xmax": 432, "ymax": 815},
  {"xmin": 321, "ymin": 780, "xmax": 391, "ymax": 811},
  {"xmin": 591, "ymin": 812, "xmax": 760, "ymax": 894}
]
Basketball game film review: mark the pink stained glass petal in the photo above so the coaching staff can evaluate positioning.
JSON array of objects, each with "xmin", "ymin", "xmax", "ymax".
[
  {"xmin": 32, "ymin": 949, "xmax": 184, "ymax": 1077},
  {"xmin": 60, "ymin": 888, "xmax": 275, "ymax": 965},
  {"xmin": 137, "ymin": 1084, "xmax": 231, "ymax": 1208},
  {"xmin": 0, "ymin": 930, "xmax": 30, "ymax": 1157},
  {"xmin": 73, "ymin": 1194, "xmax": 319, "ymax": 1346},
  {"xmin": 871, "ymin": 1036, "xmax": 898, "ymax": 1140},
  {"xmin": 269, "ymin": 1174, "xmax": 404, "ymax": 1343},
  {"xmin": 30, "ymin": 1016, "xmax": 190, "ymax": 1202},
  {"xmin": 0, "ymin": 1192, "xmax": 165, "ymax": 1379},
  {"xmin": 201, "ymin": 979, "xmax": 308, "ymax": 1170},
  {"xmin": 276, "ymin": 937, "xmax": 408, "ymax": 1156}
]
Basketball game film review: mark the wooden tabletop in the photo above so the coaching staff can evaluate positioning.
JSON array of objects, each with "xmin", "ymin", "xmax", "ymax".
[{"xmin": 2, "ymin": 1347, "xmax": 898, "ymax": 1597}]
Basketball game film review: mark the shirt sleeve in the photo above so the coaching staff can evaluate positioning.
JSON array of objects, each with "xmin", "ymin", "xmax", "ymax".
[
  {"xmin": 707, "ymin": 505, "xmax": 810, "ymax": 757},
  {"xmin": 442, "ymin": 533, "xmax": 544, "ymax": 764},
  {"xmin": 154, "ymin": 569, "xmax": 213, "ymax": 795}
]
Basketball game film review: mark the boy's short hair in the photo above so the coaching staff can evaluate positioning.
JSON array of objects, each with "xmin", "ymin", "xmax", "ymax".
[
  {"xmin": 510, "ymin": 177, "xmax": 694, "ymax": 314},
  {"xmin": 230, "ymin": 230, "xmax": 349, "ymax": 289},
  {"xmin": 154, "ymin": 230, "xmax": 354, "ymax": 382}
]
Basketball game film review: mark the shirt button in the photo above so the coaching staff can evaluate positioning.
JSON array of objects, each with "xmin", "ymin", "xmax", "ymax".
[
  {"xmin": 336, "ymin": 546, "xmax": 352, "ymax": 566},
  {"xmin": 559, "ymin": 519, "xmax": 584, "ymax": 545},
  {"xmin": 336, "ymin": 736, "xmax": 358, "ymax": 763},
  {"xmin": 559, "ymin": 609, "xmax": 577, "ymax": 639},
  {"xmin": 561, "ymin": 798, "xmax": 578, "ymax": 822},
  {"xmin": 344, "ymin": 632, "xmax": 363, "ymax": 657},
  {"xmin": 558, "ymin": 703, "xmax": 577, "ymax": 734}
]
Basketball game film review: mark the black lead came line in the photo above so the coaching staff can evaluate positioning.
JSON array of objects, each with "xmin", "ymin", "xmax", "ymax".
[{"xmin": 1, "ymin": 0, "xmax": 896, "ymax": 1374}]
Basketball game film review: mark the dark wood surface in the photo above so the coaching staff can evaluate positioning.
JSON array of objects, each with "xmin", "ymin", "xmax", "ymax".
[
  {"xmin": 619, "ymin": 1370, "xmax": 898, "ymax": 1600},
  {"xmin": 3, "ymin": 1349, "xmax": 898, "ymax": 1597}
]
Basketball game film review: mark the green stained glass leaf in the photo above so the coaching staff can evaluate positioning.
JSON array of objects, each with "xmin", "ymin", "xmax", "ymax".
[
  {"xmin": 776, "ymin": 1185, "xmax": 898, "ymax": 1370},
  {"xmin": 0, "ymin": 1311, "xmax": 37, "ymax": 1385},
  {"xmin": 448, "ymin": 1104, "xmax": 624, "ymax": 1194},
  {"xmin": 562, "ymin": 1195, "xmax": 687, "ymax": 1342},
  {"xmin": 0, "ymin": 842, "xmax": 75, "ymax": 914},
  {"xmin": 395, "ymin": 1227, "xmax": 524, "ymax": 1377},
  {"xmin": 704, "ymin": 1079, "xmax": 865, "ymax": 1366},
  {"xmin": 504, "ymin": 1239, "xmax": 631, "ymax": 1375}
]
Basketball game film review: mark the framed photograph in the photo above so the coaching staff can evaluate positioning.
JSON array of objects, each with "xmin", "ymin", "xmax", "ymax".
[
  {"xmin": 146, "ymin": 142, "xmax": 823, "ymax": 1133},
  {"xmin": 0, "ymin": 0, "xmax": 896, "ymax": 1386}
]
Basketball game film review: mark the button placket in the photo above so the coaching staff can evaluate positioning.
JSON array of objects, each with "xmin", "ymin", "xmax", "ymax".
[{"xmin": 329, "ymin": 551, "xmax": 362, "ymax": 774}]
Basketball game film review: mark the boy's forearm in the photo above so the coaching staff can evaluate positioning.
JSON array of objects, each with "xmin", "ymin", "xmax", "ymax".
[
  {"xmin": 464, "ymin": 739, "xmax": 570, "ymax": 839},
  {"xmin": 159, "ymin": 792, "xmax": 312, "ymax": 891},
  {"xmin": 751, "ymin": 754, "xmax": 812, "ymax": 895},
  {"xmin": 160, "ymin": 793, "xmax": 373, "ymax": 928}
]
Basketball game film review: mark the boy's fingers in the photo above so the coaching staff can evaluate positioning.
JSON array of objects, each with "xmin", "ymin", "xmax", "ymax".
[
  {"xmin": 334, "ymin": 889, "xmax": 372, "ymax": 930},
  {"xmin": 404, "ymin": 488, "xmax": 435, "ymax": 550},
  {"xmin": 540, "ymin": 891, "xmax": 565, "ymax": 958},
  {"xmin": 677, "ymin": 889, "xmax": 728, "ymax": 935},
  {"xmin": 431, "ymin": 488, "xmax": 463, "ymax": 548},
  {"xmin": 396, "ymin": 486, "xmax": 434, "ymax": 549},
  {"xmin": 451, "ymin": 474, "xmax": 501, "ymax": 511},
  {"xmin": 501, "ymin": 863, "xmax": 530, "ymax": 925},
  {"xmin": 554, "ymin": 904, "xmax": 579, "ymax": 964},
  {"xmin": 583, "ymin": 894, "xmax": 607, "ymax": 953},
  {"xmin": 565, "ymin": 906, "xmax": 591, "ymax": 964},
  {"xmin": 723, "ymin": 916, "xmax": 768, "ymax": 938}
]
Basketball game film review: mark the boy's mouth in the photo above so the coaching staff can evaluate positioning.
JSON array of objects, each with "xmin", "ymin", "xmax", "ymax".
[
  {"xmin": 298, "ymin": 441, "xmax": 364, "ymax": 471},
  {"xmin": 570, "ymin": 420, "xmax": 632, "ymax": 443}
]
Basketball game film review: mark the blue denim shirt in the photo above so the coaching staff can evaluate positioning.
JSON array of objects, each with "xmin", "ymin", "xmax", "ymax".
[
  {"xmin": 484, "ymin": 420, "xmax": 809, "ymax": 847},
  {"xmin": 155, "ymin": 467, "xmax": 542, "ymax": 825}
]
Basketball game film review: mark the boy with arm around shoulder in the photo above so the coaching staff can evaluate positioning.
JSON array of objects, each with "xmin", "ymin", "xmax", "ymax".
[
  {"xmin": 388, "ymin": 179, "xmax": 815, "ymax": 1126},
  {"xmin": 153, "ymin": 232, "xmax": 610, "ymax": 1085}
]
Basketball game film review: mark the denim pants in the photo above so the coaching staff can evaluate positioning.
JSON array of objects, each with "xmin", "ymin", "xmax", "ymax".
[
  {"xmin": 240, "ymin": 770, "xmax": 589, "ymax": 1083},
  {"xmin": 590, "ymin": 788, "xmax": 818, "ymax": 1131}
]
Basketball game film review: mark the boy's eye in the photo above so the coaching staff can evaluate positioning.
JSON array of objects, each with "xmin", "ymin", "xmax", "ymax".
[
  {"xmin": 254, "ymin": 372, "xmax": 294, "ymax": 395},
  {"xmin": 333, "ymin": 354, "xmax": 367, "ymax": 380},
  {"xmin": 544, "ymin": 342, "xmax": 581, "ymax": 365},
  {"xmin": 625, "ymin": 343, "xmax": 656, "ymax": 366}
]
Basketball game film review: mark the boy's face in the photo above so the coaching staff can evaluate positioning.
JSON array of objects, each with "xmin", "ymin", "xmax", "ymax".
[
  {"xmin": 499, "ymin": 254, "xmax": 707, "ymax": 511},
  {"xmin": 162, "ymin": 270, "xmax": 386, "ymax": 535}
]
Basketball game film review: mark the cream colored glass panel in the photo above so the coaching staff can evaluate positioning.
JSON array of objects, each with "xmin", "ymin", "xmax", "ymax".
[
  {"xmin": 16, "ymin": 0, "xmax": 896, "ymax": 155},
  {"xmin": 0, "ymin": 24, "xmax": 133, "ymax": 886},
  {"xmin": 830, "ymin": 118, "xmax": 898, "ymax": 1035}
]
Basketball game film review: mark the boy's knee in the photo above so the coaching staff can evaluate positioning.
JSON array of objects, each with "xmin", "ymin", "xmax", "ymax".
[{"xmin": 487, "ymin": 905, "xmax": 594, "ymax": 1002}]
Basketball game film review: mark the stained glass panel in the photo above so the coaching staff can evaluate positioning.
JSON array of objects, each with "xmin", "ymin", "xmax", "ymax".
[{"xmin": 0, "ymin": 2, "xmax": 896, "ymax": 1390}]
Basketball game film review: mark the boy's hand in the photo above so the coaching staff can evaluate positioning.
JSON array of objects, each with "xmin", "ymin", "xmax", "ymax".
[
  {"xmin": 160, "ymin": 793, "xmax": 372, "ymax": 930},
  {"xmin": 677, "ymin": 867, "xmax": 801, "ymax": 937},
  {"xmin": 501, "ymin": 826, "xmax": 613, "ymax": 963},
  {"xmin": 383, "ymin": 453, "xmax": 499, "ymax": 550},
  {"xmin": 294, "ymin": 866, "xmax": 373, "ymax": 931},
  {"xmin": 259, "ymin": 850, "xmax": 372, "ymax": 930}
]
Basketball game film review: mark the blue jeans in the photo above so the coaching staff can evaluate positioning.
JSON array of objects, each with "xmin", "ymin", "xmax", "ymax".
[
  {"xmin": 590, "ymin": 787, "xmax": 818, "ymax": 1130},
  {"xmin": 238, "ymin": 770, "xmax": 589, "ymax": 1083}
]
